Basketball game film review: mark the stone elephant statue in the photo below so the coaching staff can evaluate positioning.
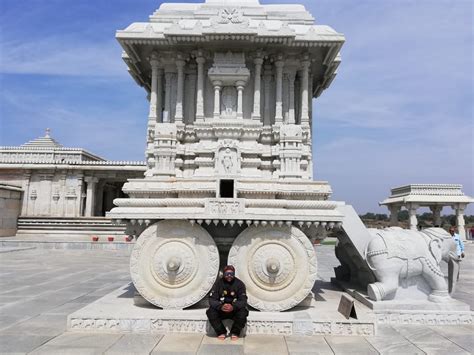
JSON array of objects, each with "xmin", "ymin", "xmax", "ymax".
[{"xmin": 365, "ymin": 227, "xmax": 458, "ymax": 303}]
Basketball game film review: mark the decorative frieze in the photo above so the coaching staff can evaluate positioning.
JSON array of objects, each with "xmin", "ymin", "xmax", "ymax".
[{"xmin": 68, "ymin": 316, "xmax": 376, "ymax": 336}]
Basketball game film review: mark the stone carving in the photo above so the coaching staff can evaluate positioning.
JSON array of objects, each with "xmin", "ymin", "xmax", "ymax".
[
  {"xmin": 130, "ymin": 220, "xmax": 219, "ymax": 309},
  {"xmin": 205, "ymin": 198, "xmax": 244, "ymax": 215},
  {"xmin": 68, "ymin": 316, "xmax": 376, "ymax": 336},
  {"xmin": 216, "ymin": 8, "xmax": 245, "ymax": 24},
  {"xmin": 227, "ymin": 225, "xmax": 317, "ymax": 311},
  {"xmin": 366, "ymin": 227, "xmax": 459, "ymax": 302},
  {"xmin": 221, "ymin": 86, "xmax": 237, "ymax": 115},
  {"xmin": 218, "ymin": 147, "xmax": 237, "ymax": 174}
]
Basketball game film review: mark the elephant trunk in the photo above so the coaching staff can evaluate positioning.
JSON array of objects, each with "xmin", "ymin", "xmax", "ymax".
[{"xmin": 447, "ymin": 253, "xmax": 460, "ymax": 294}]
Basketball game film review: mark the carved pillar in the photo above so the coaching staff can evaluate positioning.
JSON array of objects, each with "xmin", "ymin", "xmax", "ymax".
[
  {"xmin": 300, "ymin": 55, "xmax": 310, "ymax": 125},
  {"xmin": 156, "ymin": 68, "xmax": 163, "ymax": 123},
  {"xmin": 430, "ymin": 205, "xmax": 442, "ymax": 227},
  {"xmin": 163, "ymin": 71, "xmax": 173, "ymax": 123},
  {"xmin": 148, "ymin": 53, "xmax": 159, "ymax": 130},
  {"xmin": 236, "ymin": 81, "xmax": 245, "ymax": 119},
  {"xmin": 263, "ymin": 64, "xmax": 272, "ymax": 126},
  {"xmin": 287, "ymin": 69, "xmax": 296, "ymax": 124},
  {"xmin": 195, "ymin": 54, "xmax": 205, "ymax": 121},
  {"xmin": 389, "ymin": 205, "xmax": 400, "ymax": 226},
  {"xmin": 274, "ymin": 56, "xmax": 284, "ymax": 124},
  {"xmin": 84, "ymin": 177, "xmax": 98, "ymax": 217},
  {"xmin": 407, "ymin": 203, "xmax": 418, "ymax": 230},
  {"xmin": 454, "ymin": 204, "xmax": 466, "ymax": 240},
  {"xmin": 21, "ymin": 171, "xmax": 31, "ymax": 216},
  {"xmin": 76, "ymin": 173, "xmax": 84, "ymax": 217},
  {"xmin": 146, "ymin": 53, "xmax": 160, "ymax": 174},
  {"xmin": 252, "ymin": 55, "xmax": 263, "ymax": 121},
  {"xmin": 213, "ymin": 81, "xmax": 222, "ymax": 119},
  {"xmin": 58, "ymin": 172, "xmax": 67, "ymax": 217},
  {"xmin": 174, "ymin": 54, "xmax": 185, "ymax": 123},
  {"xmin": 186, "ymin": 64, "xmax": 197, "ymax": 125}
]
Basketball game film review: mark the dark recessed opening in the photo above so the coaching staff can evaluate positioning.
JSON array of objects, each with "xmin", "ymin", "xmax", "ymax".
[{"xmin": 220, "ymin": 179, "xmax": 234, "ymax": 198}]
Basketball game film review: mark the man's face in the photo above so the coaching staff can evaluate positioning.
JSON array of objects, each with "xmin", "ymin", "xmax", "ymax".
[
  {"xmin": 449, "ymin": 228, "xmax": 455, "ymax": 236},
  {"xmin": 224, "ymin": 271, "xmax": 235, "ymax": 283}
]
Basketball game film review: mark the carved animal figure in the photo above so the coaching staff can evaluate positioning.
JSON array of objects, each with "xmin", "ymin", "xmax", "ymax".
[{"xmin": 365, "ymin": 227, "xmax": 458, "ymax": 302}]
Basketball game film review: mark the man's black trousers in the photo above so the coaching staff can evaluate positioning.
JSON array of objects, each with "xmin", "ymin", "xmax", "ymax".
[{"xmin": 206, "ymin": 307, "xmax": 249, "ymax": 336}]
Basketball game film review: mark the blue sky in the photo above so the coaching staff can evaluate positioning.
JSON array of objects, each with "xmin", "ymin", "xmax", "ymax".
[{"xmin": 0, "ymin": 0, "xmax": 472, "ymax": 214}]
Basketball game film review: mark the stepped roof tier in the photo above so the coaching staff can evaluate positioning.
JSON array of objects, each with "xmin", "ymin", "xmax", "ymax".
[
  {"xmin": 0, "ymin": 129, "xmax": 145, "ymax": 167},
  {"xmin": 116, "ymin": 0, "xmax": 344, "ymax": 98}
]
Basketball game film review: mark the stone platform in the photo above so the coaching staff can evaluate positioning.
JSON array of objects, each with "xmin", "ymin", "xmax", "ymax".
[
  {"xmin": 333, "ymin": 279, "xmax": 473, "ymax": 326},
  {"xmin": 67, "ymin": 283, "xmax": 376, "ymax": 336}
]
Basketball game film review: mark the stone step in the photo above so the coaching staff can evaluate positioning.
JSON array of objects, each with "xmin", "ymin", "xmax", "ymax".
[
  {"xmin": 67, "ymin": 283, "xmax": 376, "ymax": 336},
  {"xmin": 15, "ymin": 216, "xmax": 126, "ymax": 236}
]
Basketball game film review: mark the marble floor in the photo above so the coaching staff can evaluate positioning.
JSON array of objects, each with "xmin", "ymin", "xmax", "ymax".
[{"xmin": 0, "ymin": 242, "xmax": 472, "ymax": 354}]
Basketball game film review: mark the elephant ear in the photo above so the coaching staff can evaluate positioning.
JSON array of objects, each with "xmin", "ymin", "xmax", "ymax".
[{"xmin": 429, "ymin": 239, "xmax": 442, "ymax": 264}]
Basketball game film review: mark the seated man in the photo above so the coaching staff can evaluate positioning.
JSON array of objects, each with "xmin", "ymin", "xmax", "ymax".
[{"xmin": 206, "ymin": 265, "xmax": 248, "ymax": 340}]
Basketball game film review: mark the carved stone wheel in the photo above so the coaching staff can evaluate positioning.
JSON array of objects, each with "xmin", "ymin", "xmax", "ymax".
[
  {"xmin": 130, "ymin": 220, "xmax": 219, "ymax": 309},
  {"xmin": 228, "ymin": 225, "xmax": 317, "ymax": 312}
]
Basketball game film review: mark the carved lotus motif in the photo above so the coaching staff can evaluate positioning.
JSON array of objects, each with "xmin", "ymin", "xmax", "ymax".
[{"xmin": 218, "ymin": 8, "xmax": 244, "ymax": 24}]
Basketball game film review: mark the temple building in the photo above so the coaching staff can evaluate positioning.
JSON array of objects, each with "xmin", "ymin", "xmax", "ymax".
[{"xmin": 0, "ymin": 129, "xmax": 144, "ymax": 236}]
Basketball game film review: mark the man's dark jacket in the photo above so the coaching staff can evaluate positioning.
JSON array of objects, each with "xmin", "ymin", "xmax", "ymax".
[{"xmin": 208, "ymin": 277, "xmax": 247, "ymax": 311}]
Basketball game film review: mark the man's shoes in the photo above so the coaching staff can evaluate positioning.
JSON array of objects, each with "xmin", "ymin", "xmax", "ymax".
[
  {"xmin": 230, "ymin": 334, "xmax": 239, "ymax": 341},
  {"xmin": 217, "ymin": 334, "xmax": 226, "ymax": 340}
]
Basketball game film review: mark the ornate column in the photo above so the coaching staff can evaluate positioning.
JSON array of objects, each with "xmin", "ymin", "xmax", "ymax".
[
  {"xmin": 195, "ymin": 53, "xmax": 205, "ymax": 121},
  {"xmin": 236, "ymin": 81, "xmax": 245, "ymax": 119},
  {"xmin": 21, "ymin": 171, "xmax": 31, "ymax": 216},
  {"xmin": 300, "ymin": 55, "xmax": 310, "ymax": 125},
  {"xmin": 212, "ymin": 81, "xmax": 222, "ymax": 119},
  {"xmin": 430, "ymin": 205, "xmax": 442, "ymax": 227},
  {"xmin": 274, "ymin": 55, "xmax": 284, "ymax": 124},
  {"xmin": 75, "ymin": 173, "xmax": 84, "ymax": 217},
  {"xmin": 84, "ymin": 177, "xmax": 98, "ymax": 217},
  {"xmin": 389, "ymin": 205, "xmax": 400, "ymax": 226},
  {"xmin": 174, "ymin": 54, "xmax": 185, "ymax": 123},
  {"xmin": 263, "ymin": 64, "xmax": 272, "ymax": 126},
  {"xmin": 163, "ymin": 70, "xmax": 173, "ymax": 123},
  {"xmin": 252, "ymin": 54, "xmax": 263, "ymax": 121},
  {"xmin": 58, "ymin": 172, "xmax": 67, "ymax": 217},
  {"xmin": 148, "ymin": 53, "xmax": 159, "ymax": 132},
  {"xmin": 287, "ymin": 69, "xmax": 296, "ymax": 124},
  {"xmin": 454, "ymin": 204, "xmax": 467, "ymax": 240},
  {"xmin": 156, "ymin": 68, "xmax": 163, "ymax": 123},
  {"xmin": 146, "ymin": 53, "xmax": 160, "ymax": 174},
  {"xmin": 407, "ymin": 203, "xmax": 418, "ymax": 230},
  {"xmin": 186, "ymin": 64, "xmax": 197, "ymax": 124}
]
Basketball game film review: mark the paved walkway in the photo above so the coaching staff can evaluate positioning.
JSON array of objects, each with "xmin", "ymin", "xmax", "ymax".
[{"xmin": 0, "ymin": 243, "xmax": 472, "ymax": 354}]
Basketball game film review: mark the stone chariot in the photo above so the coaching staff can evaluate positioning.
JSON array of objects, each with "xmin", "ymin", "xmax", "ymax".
[{"xmin": 108, "ymin": 0, "xmax": 345, "ymax": 312}]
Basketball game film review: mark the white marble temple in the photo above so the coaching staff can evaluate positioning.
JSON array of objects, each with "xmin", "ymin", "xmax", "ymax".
[{"xmin": 109, "ymin": 0, "xmax": 346, "ymax": 311}]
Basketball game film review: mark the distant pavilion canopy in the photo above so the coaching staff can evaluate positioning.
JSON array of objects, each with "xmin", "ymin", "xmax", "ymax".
[{"xmin": 380, "ymin": 184, "xmax": 473, "ymax": 239}]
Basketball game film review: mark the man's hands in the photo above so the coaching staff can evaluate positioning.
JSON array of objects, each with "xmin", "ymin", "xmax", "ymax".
[
  {"xmin": 221, "ymin": 303, "xmax": 234, "ymax": 313},
  {"xmin": 461, "ymin": 252, "xmax": 465, "ymax": 258}
]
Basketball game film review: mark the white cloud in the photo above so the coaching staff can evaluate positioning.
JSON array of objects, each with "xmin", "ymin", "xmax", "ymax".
[{"xmin": 0, "ymin": 37, "xmax": 128, "ymax": 77}]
